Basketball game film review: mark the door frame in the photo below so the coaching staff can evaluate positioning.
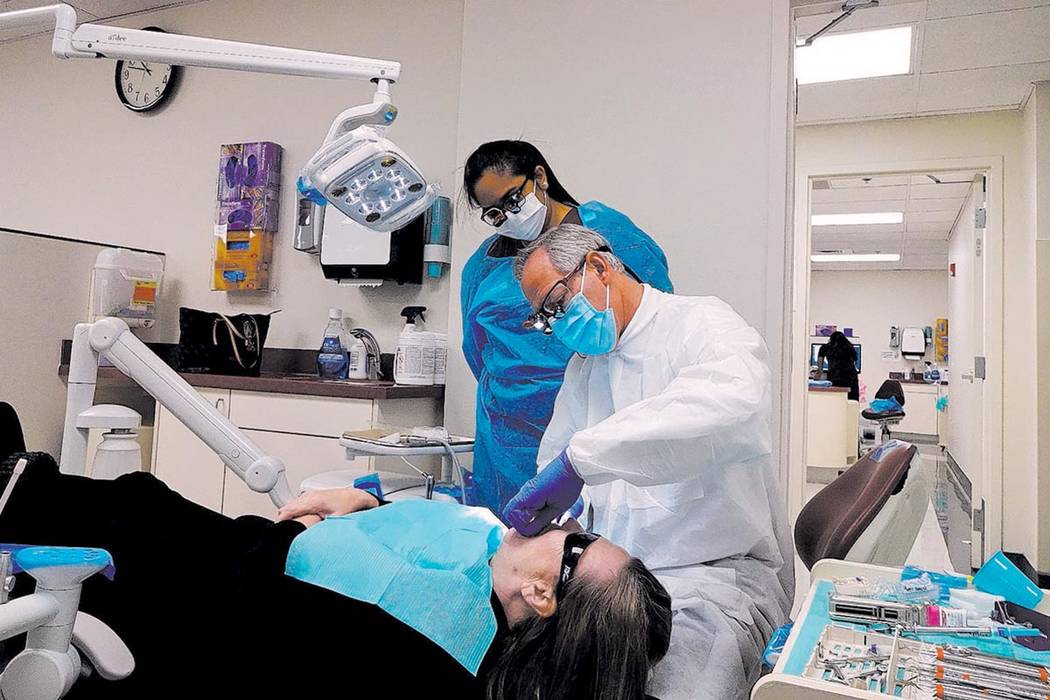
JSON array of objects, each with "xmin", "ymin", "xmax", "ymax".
[{"xmin": 784, "ymin": 155, "xmax": 1004, "ymax": 565}]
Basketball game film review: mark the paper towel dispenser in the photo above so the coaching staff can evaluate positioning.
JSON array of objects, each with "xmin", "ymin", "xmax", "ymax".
[
  {"xmin": 295, "ymin": 197, "xmax": 424, "ymax": 285},
  {"xmin": 900, "ymin": 326, "xmax": 927, "ymax": 359}
]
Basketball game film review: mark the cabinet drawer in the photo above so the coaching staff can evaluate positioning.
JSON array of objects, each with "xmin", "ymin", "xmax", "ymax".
[
  {"xmin": 221, "ymin": 429, "xmax": 370, "ymax": 519},
  {"xmin": 229, "ymin": 391, "xmax": 373, "ymax": 438}
]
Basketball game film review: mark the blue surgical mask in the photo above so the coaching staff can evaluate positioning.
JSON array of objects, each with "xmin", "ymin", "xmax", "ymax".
[
  {"xmin": 551, "ymin": 264, "xmax": 618, "ymax": 355},
  {"xmin": 498, "ymin": 191, "xmax": 547, "ymax": 241}
]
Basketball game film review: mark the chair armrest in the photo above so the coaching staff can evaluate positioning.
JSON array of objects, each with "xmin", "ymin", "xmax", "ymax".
[{"xmin": 72, "ymin": 611, "xmax": 134, "ymax": 681}]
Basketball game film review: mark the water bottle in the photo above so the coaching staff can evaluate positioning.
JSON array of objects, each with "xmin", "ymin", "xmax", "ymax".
[{"xmin": 318, "ymin": 308, "xmax": 349, "ymax": 379}]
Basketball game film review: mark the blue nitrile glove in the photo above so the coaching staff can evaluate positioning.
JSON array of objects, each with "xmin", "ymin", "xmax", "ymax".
[
  {"xmin": 502, "ymin": 449, "xmax": 585, "ymax": 536},
  {"xmin": 568, "ymin": 496, "xmax": 585, "ymax": 521}
]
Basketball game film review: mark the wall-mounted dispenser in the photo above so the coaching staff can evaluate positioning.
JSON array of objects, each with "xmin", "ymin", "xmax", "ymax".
[
  {"xmin": 900, "ymin": 326, "xmax": 927, "ymax": 359},
  {"xmin": 295, "ymin": 197, "xmax": 452, "ymax": 286}
]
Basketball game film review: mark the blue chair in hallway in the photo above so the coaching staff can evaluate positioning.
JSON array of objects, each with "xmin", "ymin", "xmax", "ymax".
[{"xmin": 862, "ymin": 380, "xmax": 907, "ymax": 443}]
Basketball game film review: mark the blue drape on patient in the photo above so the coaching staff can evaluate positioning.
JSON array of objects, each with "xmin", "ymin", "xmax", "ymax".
[{"xmin": 285, "ymin": 500, "xmax": 506, "ymax": 675}]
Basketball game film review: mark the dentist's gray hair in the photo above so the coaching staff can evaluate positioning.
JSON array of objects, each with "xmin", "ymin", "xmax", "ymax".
[{"xmin": 512, "ymin": 224, "xmax": 625, "ymax": 281}]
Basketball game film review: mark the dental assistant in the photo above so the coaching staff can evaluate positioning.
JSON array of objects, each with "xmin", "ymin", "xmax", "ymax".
[
  {"xmin": 503, "ymin": 224, "xmax": 795, "ymax": 700},
  {"xmin": 461, "ymin": 140, "xmax": 673, "ymax": 515}
]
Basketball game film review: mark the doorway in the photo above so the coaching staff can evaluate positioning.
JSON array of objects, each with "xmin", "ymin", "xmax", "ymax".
[{"xmin": 786, "ymin": 159, "xmax": 1004, "ymax": 573}]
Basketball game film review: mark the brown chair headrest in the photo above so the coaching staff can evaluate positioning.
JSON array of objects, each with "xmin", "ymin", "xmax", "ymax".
[{"xmin": 794, "ymin": 440, "xmax": 918, "ymax": 570}]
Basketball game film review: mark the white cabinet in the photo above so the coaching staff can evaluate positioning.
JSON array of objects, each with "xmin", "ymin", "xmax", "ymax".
[
  {"xmin": 152, "ymin": 388, "xmax": 229, "ymax": 511},
  {"xmin": 897, "ymin": 384, "xmax": 939, "ymax": 436},
  {"xmin": 229, "ymin": 391, "xmax": 372, "ymax": 438},
  {"xmin": 151, "ymin": 388, "xmax": 441, "ymax": 518},
  {"xmin": 221, "ymin": 429, "xmax": 371, "ymax": 519}
]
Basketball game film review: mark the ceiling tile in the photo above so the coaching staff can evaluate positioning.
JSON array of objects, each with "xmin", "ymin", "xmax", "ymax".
[
  {"xmin": 922, "ymin": 6, "xmax": 1050, "ymax": 72},
  {"xmin": 907, "ymin": 221, "xmax": 953, "ymax": 232},
  {"xmin": 925, "ymin": 0, "xmax": 1050, "ymax": 21},
  {"xmin": 918, "ymin": 61, "xmax": 1050, "ymax": 114},
  {"xmin": 811, "ymin": 223, "xmax": 905, "ymax": 236},
  {"xmin": 910, "ymin": 182, "xmax": 971, "ymax": 199},
  {"xmin": 812, "ymin": 200, "xmax": 907, "ymax": 215},
  {"xmin": 909, "ymin": 171, "xmax": 977, "ymax": 185},
  {"xmin": 906, "ymin": 229, "xmax": 951, "ymax": 240},
  {"xmin": 796, "ymin": 2, "xmax": 926, "ymax": 36},
  {"xmin": 907, "ymin": 196, "xmax": 967, "ymax": 212},
  {"xmin": 797, "ymin": 73, "xmax": 917, "ymax": 124},
  {"xmin": 907, "ymin": 210, "xmax": 960, "ymax": 223},
  {"xmin": 828, "ymin": 175, "xmax": 911, "ymax": 188},
  {"xmin": 813, "ymin": 185, "xmax": 910, "ymax": 203}
]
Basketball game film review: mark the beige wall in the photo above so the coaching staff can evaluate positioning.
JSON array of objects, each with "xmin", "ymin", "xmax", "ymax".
[
  {"xmin": 809, "ymin": 270, "xmax": 948, "ymax": 393},
  {"xmin": 446, "ymin": 0, "xmax": 794, "ymax": 453},
  {"xmin": 797, "ymin": 111, "xmax": 1041, "ymax": 568},
  {"xmin": 0, "ymin": 0, "xmax": 464, "ymax": 353}
]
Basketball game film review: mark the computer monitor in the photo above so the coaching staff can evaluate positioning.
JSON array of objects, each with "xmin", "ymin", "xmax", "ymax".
[{"xmin": 810, "ymin": 342, "xmax": 861, "ymax": 372}]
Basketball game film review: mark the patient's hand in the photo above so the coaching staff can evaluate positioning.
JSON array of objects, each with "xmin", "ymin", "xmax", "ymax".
[{"xmin": 277, "ymin": 487, "xmax": 380, "ymax": 523}]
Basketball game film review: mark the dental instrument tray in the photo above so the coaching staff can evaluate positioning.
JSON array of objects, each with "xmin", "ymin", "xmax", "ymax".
[{"xmin": 801, "ymin": 624, "xmax": 1050, "ymax": 699}]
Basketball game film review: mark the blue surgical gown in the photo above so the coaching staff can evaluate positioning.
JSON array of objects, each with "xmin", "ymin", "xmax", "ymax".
[{"xmin": 460, "ymin": 200, "xmax": 673, "ymax": 516}]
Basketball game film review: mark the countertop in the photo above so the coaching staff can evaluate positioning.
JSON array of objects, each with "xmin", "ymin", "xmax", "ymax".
[
  {"xmin": 59, "ymin": 340, "xmax": 444, "ymax": 400},
  {"xmin": 807, "ymin": 386, "xmax": 850, "ymax": 394},
  {"xmin": 894, "ymin": 377, "xmax": 949, "ymax": 386}
]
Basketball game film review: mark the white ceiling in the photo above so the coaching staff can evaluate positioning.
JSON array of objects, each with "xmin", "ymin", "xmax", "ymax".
[
  {"xmin": 810, "ymin": 169, "xmax": 978, "ymax": 271},
  {"xmin": 0, "ymin": 1, "xmax": 203, "ymax": 42},
  {"xmin": 795, "ymin": 0, "xmax": 1050, "ymax": 125}
]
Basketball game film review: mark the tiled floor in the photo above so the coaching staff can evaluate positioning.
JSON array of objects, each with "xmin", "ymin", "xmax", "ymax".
[{"xmin": 792, "ymin": 437, "xmax": 972, "ymax": 615}]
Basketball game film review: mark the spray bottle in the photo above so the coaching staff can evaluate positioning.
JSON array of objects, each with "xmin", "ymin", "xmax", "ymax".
[{"xmin": 394, "ymin": 306, "xmax": 431, "ymax": 385}]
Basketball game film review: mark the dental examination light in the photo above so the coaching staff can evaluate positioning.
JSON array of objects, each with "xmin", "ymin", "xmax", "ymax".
[{"xmin": 0, "ymin": 3, "xmax": 435, "ymax": 231}]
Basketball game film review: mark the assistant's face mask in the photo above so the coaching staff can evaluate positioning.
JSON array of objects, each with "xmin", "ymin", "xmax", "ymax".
[
  {"xmin": 498, "ymin": 188, "xmax": 548, "ymax": 241},
  {"xmin": 551, "ymin": 263, "xmax": 618, "ymax": 355}
]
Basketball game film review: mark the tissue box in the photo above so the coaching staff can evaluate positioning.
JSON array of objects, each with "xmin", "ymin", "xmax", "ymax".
[
  {"xmin": 212, "ymin": 229, "xmax": 274, "ymax": 291},
  {"xmin": 216, "ymin": 141, "xmax": 283, "ymax": 204}
]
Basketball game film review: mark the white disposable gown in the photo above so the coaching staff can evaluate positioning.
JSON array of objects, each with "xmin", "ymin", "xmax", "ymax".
[{"xmin": 536, "ymin": 286, "xmax": 795, "ymax": 700}]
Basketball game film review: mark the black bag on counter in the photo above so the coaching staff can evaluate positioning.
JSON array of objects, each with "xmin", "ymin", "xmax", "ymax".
[{"xmin": 174, "ymin": 307, "xmax": 275, "ymax": 376}]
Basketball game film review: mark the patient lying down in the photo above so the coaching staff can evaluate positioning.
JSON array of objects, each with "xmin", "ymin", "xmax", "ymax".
[{"xmin": 0, "ymin": 453, "xmax": 671, "ymax": 700}]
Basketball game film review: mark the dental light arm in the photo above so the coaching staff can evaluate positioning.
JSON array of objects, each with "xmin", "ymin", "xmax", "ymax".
[
  {"xmin": 60, "ymin": 318, "xmax": 293, "ymax": 508},
  {"xmin": 2, "ymin": 4, "xmax": 435, "ymax": 231},
  {"xmin": 6, "ymin": 3, "xmax": 399, "ymax": 81}
]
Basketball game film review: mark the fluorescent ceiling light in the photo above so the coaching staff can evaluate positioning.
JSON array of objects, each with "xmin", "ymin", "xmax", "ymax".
[
  {"xmin": 795, "ymin": 26, "xmax": 912, "ymax": 85},
  {"xmin": 811, "ymin": 253, "xmax": 901, "ymax": 263},
  {"xmin": 812, "ymin": 212, "xmax": 903, "ymax": 226}
]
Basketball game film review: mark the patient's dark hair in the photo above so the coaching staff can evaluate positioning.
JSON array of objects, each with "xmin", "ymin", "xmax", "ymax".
[{"xmin": 487, "ymin": 557, "xmax": 672, "ymax": 700}]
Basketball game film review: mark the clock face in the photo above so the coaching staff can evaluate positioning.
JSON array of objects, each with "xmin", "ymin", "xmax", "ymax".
[{"xmin": 115, "ymin": 59, "xmax": 178, "ymax": 112}]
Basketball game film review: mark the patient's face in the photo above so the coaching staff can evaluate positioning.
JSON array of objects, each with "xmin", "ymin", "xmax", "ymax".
[{"xmin": 491, "ymin": 520, "xmax": 630, "ymax": 620}]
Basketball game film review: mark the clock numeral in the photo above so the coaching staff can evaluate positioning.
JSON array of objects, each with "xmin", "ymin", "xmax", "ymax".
[
  {"xmin": 123, "ymin": 69, "xmax": 129, "ymax": 80},
  {"xmin": 135, "ymin": 92, "xmax": 140, "ymax": 101},
  {"xmin": 162, "ymin": 74, "xmax": 168, "ymax": 85},
  {"xmin": 144, "ymin": 93, "xmax": 151, "ymax": 104},
  {"xmin": 155, "ymin": 87, "xmax": 161, "ymax": 97},
  {"xmin": 127, "ymin": 82, "xmax": 134, "ymax": 92}
]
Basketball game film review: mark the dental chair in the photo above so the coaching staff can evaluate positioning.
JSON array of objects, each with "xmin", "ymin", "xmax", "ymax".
[
  {"xmin": 0, "ymin": 404, "xmax": 134, "ymax": 699},
  {"xmin": 861, "ymin": 379, "xmax": 907, "ymax": 443},
  {"xmin": 794, "ymin": 439, "xmax": 927, "ymax": 570}
]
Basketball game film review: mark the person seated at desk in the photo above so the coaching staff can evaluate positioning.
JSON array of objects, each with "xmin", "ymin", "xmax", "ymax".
[
  {"xmin": 817, "ymin": 331, "xmax": 859, "ymax": 401},
  {"xmin": 0, "ymin": 451, "xmax": 672, "ymax": 700}
]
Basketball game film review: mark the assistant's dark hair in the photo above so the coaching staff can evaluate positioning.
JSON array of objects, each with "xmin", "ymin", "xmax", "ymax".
[
  {"xmin": 822, "ymin": 331, "xmax": 857, "ymax": 367},
  {"xmin": 464, "ymin": 140, "xmax": 580, "ymax": 208},
  {"xmin": 486, "ymin": 557, "xmax": 673, "ymax": 700}
]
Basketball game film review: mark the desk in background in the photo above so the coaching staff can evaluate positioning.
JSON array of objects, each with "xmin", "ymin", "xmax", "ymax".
[{"xmin": 807, "ymin": 386, "xmax": 859, "ymax": 470}]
